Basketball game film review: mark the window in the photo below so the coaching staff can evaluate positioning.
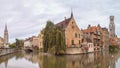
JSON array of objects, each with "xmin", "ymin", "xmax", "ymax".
[
  {"xmin": 82, "ymin": 39, "xmax": 84, "ymax": 43},
  {"xmin": 71, "ymin": 40, "xmax": 74, "ymax": 45},
  {"xmin": 75, "ymin": 33, "xmax": 77, "ymax": 38},
  {"xmin": 79, "ymin": 34, "xmax": 80, "ymax": 38},
  {"xmin": 79, "ymin": 40, "xmax": 80, "ymax": 44}
]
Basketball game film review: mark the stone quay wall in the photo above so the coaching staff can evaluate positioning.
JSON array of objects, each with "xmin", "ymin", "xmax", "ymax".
[
  {"xmin": 0, "ymin": 48, "xmax": 17, "ymax": 56},
  {"xmin": 66, "ymin": 47, "xmax": 84, "ymax": 54}
]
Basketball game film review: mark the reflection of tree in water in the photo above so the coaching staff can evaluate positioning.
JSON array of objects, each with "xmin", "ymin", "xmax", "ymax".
[{"xmin": 43, "ymin": 55, "xmax": 66, "ymax": 68}]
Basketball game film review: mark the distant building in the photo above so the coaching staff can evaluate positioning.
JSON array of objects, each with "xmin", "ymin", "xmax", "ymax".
[
  {"xmin": 4, "ymin": 24, "xmax": 9, "ymax": 48},
  {"xmin": 32, "ymin": 36, "xmax": 39, "ymax": 48},
  {"xmin": 56, "ymin": 12, "xmax": 83, "ymax": 47},
  {"xmin": 0, "ymin": 37, "xmax": 4, "ymax": 48},
  {"xmin": 109, "ymin": 16, "xmax": 120, "ymax": 45},
  {"xmin": 24, "ymin": 38, "xmax": 32, "ymax": 48},
  {"xmin": 109, "ymin": 16, "xmax": 116, "ymax": 38},
  {"xmin": 38, "ymin": 30, "xmax": 44, "ymax": 49},
  {"xmin": 24, "ymin": 36, "xmax": 40, "ymax": 48}
]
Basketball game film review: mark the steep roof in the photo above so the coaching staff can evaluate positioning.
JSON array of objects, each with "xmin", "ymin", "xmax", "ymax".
[
  {"xmin": 82, "ymin": 26, "xmax": 97, "ymax": 33},
  {"xmin": 56, "ymin": 17, "xmax": 71, "ymax": 30}
]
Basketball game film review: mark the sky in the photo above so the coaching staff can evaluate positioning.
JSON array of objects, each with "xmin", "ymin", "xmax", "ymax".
[{"xmin": 0, "ymin": 0, "xmax": 120, "ymax": 43}]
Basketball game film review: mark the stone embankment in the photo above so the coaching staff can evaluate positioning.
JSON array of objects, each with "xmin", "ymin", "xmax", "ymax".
[{"xmin": 0, "ymin": 48, "xmax": 18, "ymax": 56}]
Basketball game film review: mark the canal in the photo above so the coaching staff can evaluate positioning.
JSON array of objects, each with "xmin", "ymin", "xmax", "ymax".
[{"xmin": 0, "ymin": 51, "xmax": 120, "ymax": 68}]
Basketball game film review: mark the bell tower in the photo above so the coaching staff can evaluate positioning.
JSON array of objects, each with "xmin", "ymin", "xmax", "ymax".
[{"xmin": 109, "ymin": 16, "xmax": 115, "ymax": 38}]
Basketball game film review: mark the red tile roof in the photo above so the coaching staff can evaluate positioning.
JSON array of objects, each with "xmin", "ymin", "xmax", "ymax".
[
  {"xmin": 82, "ymin": 26, "xmax": 97, "ymax": 33},
  {"xmin": 56, "ymin": 17, "xmax": 71, "ymax": 30}
]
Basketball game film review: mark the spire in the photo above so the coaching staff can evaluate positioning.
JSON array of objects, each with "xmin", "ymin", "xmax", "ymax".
[
  {"xmin": 71, "ymin": 9, "xmax": 73, "ymax": 18},
  {"xmin": 5, "ymin": 24, "xmax": 8, "ymax": 32}
]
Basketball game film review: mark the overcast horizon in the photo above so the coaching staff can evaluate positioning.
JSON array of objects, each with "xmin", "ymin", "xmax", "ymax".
[{"xmin": 0, "ymin": 0, "xmax": 120, "ymax": 43}]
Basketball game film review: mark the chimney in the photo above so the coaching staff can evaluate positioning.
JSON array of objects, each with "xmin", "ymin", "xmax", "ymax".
[{"xmin": 64, "ymin": 16, "xmax": 67, "ymax": 24}]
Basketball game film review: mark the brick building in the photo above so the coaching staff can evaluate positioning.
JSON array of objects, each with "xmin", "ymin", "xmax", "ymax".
[
  {"xmin": 82, "ymin": 24, "xmax": 102, "ymax": 51},
  {"xmin": 101, "ymin": 28, "xmax": 109, "ymax": 50},
  {"xmin": 56, "ymin": 12, "xmax": 83, "ymax": 47}
]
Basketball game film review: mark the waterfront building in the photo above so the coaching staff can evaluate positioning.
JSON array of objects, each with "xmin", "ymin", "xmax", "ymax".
[
  {"xmin": 101, "ymin": 28, "xmax": 109, "ymax": 50},
  {"xmin": 4, "ymin": 24, "xmax": 9, "ymax": 48},
  {"xmin": 56, "ymin": 12, "xmax": 83, "ymax": 47},
  {"xmin": 82, "ymin": 24, "xmax": 102, "ymax": 51},
  {"xmin": 24, "ymin": 38, "xmax": 32, "ymax": 48},
  {"xmin": 38, "ymin": 30, "xmax": 44, "ymax": 49},
  {"xmin": 32, "ymin": 36, "xmax": 39, "ymax": 48},
  {"xmin": 0, "ymin": 37, "xmax": 4, "ymax": 48},
  {"xmin": 24, "ymin": 35, "xmax": 42, "ymax": 49}
]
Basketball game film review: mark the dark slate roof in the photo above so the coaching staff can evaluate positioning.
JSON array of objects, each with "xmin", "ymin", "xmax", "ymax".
[{"xmin": 56, "ymin": 17, "xmax": 71, "ymax": 30}]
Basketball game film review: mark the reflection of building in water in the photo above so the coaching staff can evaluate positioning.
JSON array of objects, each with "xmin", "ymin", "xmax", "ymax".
[
  {"xmin": 4, "ymin": 60, "xmax": 8, "ymax": 68},
  {"xmin": 0, "ymin": 51, "xmax": 120, "ymax": 68},
  {"xmin": 23, "ymin": 53, "xmax": 43, "ymax": 68},
  {"xmin": 22, "ymin": 52, "xmax": 120, "ymax": 68},
  {"xmin": 66, "ymin": 53, "xmax": 94, "ymax": 68},
  {"xmin": 65, "ymin": 51, "xmax": 120, "ymax": 68},
  {"xmin": 109, "ymin": 52, "xmax": 120, "ymax": 68}
]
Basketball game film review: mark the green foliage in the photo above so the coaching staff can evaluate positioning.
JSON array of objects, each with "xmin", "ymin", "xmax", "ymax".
[
  {"xmin": 9, "ymin": 42, "xmax": 16, "ymax": 48},
  {"xmin": 43, "ymin": 20, "xmax": 66, "ymax": 54},
  {"xmin": 16, "ymin": 39, "xmax": 24, "ymax": 49},
  {"xmin": 109, "ymin": 45, "xmax": 119, "ymax": 53},
  {"xmin": 9, "ymin": 39, "xmax": 23, "ymax": 49}
]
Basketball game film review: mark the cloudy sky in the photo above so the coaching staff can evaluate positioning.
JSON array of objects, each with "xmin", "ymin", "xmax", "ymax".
[{"xmin": 0, "ymin": 0, "xmax": 120, "ymax": 43}]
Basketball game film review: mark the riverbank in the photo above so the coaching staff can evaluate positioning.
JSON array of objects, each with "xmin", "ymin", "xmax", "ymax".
[{"xmin": 0, "ymin": 48, "xmax": 21, "ymax": 57}]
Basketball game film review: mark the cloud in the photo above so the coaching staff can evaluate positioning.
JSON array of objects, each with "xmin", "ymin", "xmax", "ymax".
[{"xmin": 0, "ymin": 0, "xmax": 120, "ymax": 43}]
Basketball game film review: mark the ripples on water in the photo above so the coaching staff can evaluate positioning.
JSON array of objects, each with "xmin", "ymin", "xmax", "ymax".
[{"xmin": 0, "ymin": 51, "xmax": 120, "ymax": 68}]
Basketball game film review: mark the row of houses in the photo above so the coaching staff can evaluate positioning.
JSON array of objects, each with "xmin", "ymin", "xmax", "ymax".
[
  {"xmin": 24, "ymin": 12, "xmax": 120, "ymax": 53},
  {"xmin": 24, "ymin": 31, "xmax": 43, "ymax": 49}
]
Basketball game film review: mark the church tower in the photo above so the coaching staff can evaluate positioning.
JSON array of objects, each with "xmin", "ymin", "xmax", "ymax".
[
  {"xmin": 4, "ymin": 24, "xmax": 9, "ymax": 48},
  {"xmin": 109, "ymin": 16, "xmax": 116, "ymax": 38}
]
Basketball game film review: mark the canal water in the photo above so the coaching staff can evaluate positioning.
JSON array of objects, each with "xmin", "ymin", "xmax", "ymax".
[{"xmin": 0, "ymin": 51, "xmax": 120, "ymax": 68}]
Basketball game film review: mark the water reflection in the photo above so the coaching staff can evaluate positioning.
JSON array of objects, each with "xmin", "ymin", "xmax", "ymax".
[{"xmin": 0, "ymin": 51, "xmax": 120, "ymax": 68}]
